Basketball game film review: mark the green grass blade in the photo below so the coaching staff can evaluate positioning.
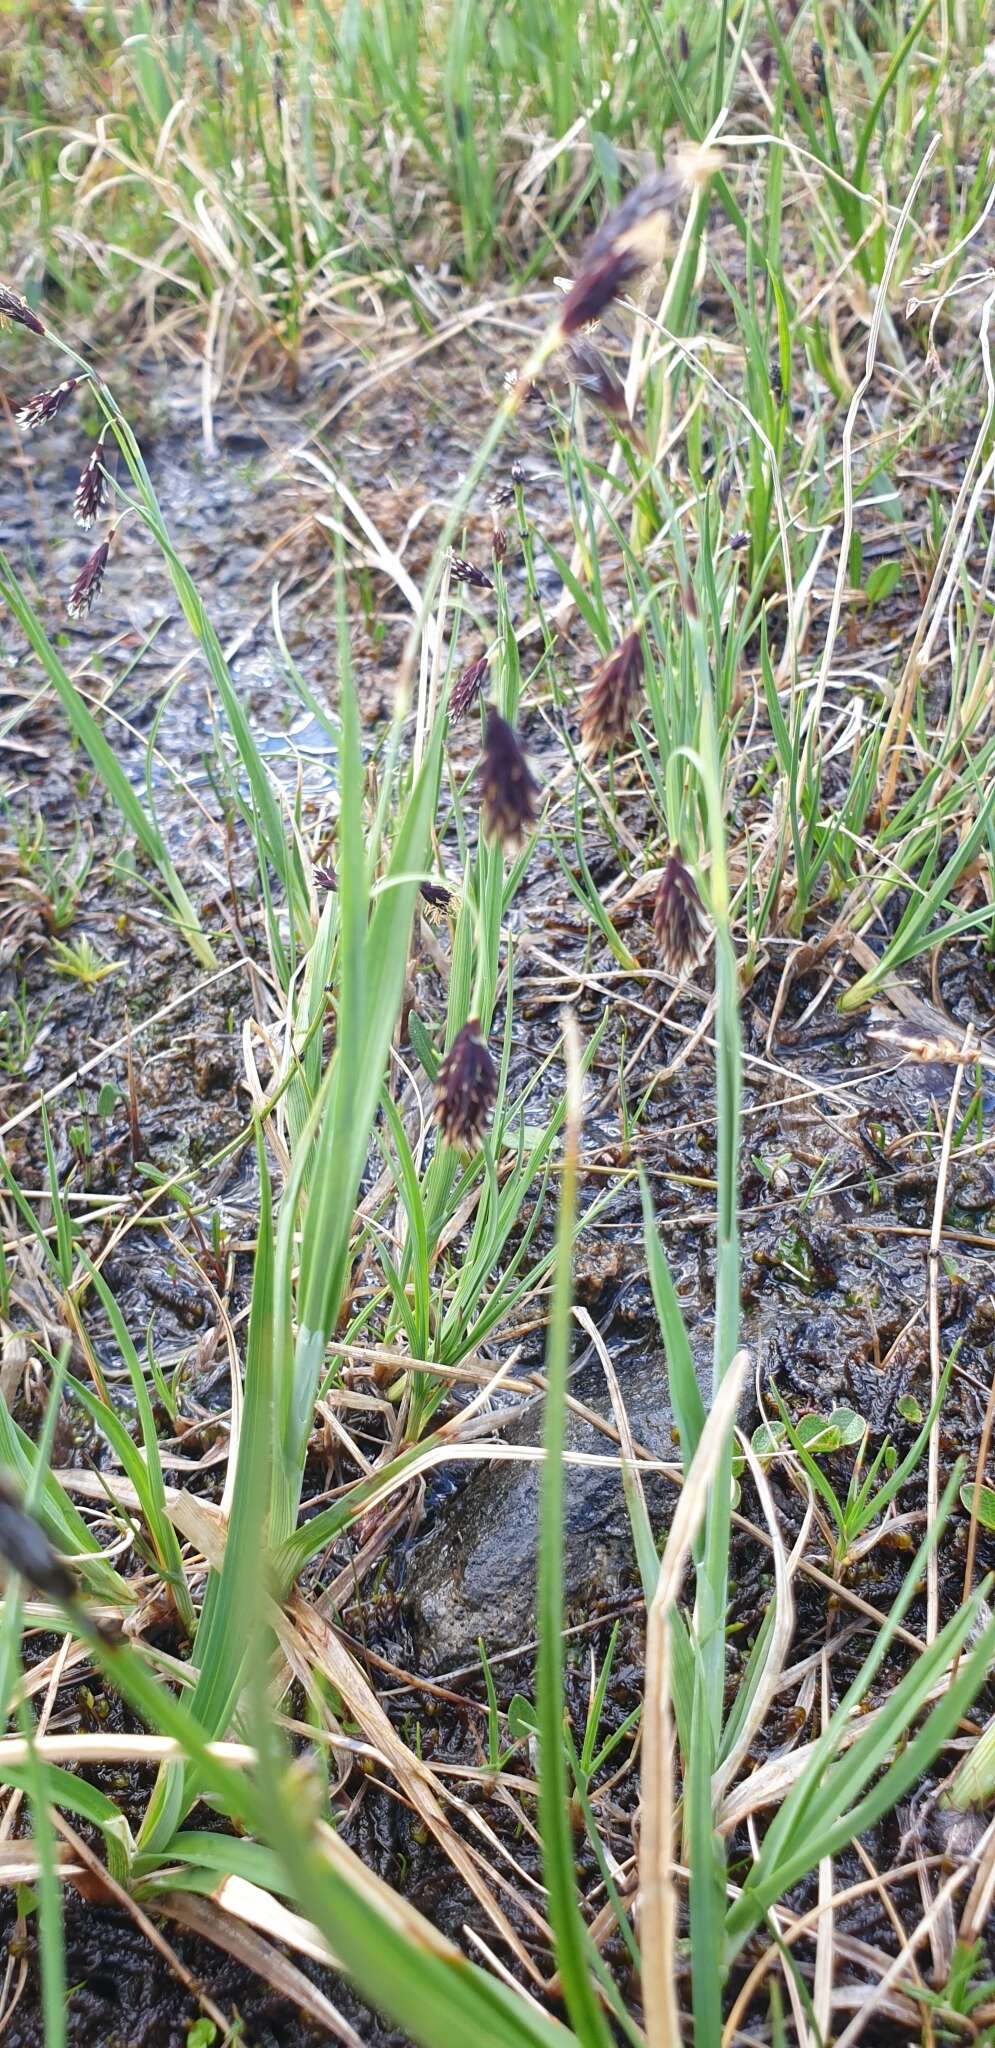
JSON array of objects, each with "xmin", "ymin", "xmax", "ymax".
[
  {"xmin": 639, "ymin": 1167, "xmax": 705, "ymax": 1471},
  {"xmin": 0, "ymin": 548, "xmax": 215, "ymax": 967},
  {"xmin": 536, "ymin": 1017, "xmax": 615, "ymax": 2048}
]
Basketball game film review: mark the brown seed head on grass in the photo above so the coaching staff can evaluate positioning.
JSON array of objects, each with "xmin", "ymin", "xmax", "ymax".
[
  {"xmin": 67, "ymin": 531, "xmax": 114, "ymax": 619},
  {"xmin": 74, "ymin": 442, "xmax": 109, "ymax": 530},
  {"xmin": 504, "ymin": 367, "xmax": 544, "ymax": 410},
  {"xmin": 434, "ymin": 1019, "xmax": 497, "ymax": 1149},
  {"xmin": 0, "ymin": 284, "xmax": 45, "ymax": 336},
  {"xmin": 489, "ymin": 460, "xmax": 527, "ymax": 512},
  {"xmin": 450, "ymin": 654, "xmax": 489, "ymax": 722},
  {"xmin": 653, "ymin": 853, "xmax": 708, "ymax": 978},
  {"xmin": 480, "ymin": 707, "xmax": 538, "ymax": 849},
  {"xmin": 450, "ymin": 550, "xmax": 493, "ymax": 591},
  {"xmin": 559, "ymin": 149, "xmax": 718, "ymax": 337},
  {"xmin": 420, "ymin": 878, "xmax": 453, "ymax": 909},
  {"xmin": 0, "ymin": 1473, "xmax": 78, "ymax": 1605},
  {"xmin": 565, "ymin": 338, "xmax": 628, "ymax": 420},
  {"xmin": 580, "ymin": 629, "xmax": 645, "ymax": 758},
  {"xmin": 15, "ymin": 377, "xmax": 81, "ymax": 431}
]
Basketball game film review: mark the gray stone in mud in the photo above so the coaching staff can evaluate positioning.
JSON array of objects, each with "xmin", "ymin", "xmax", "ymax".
[{"xmin": 406, "ymin": 1339, "xmax": 706, "ymax": 1672}]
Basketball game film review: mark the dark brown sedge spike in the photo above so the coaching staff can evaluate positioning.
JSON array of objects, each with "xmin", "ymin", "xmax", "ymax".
[
  {"xmin": 0, "ymin": 1473, "xmax": 78, "ymax": 1604},
  {"xmin": 559, "ymin": 167, "xmax": 679, "ymax": 336},
  {"xmin": 559, "ymin": 148, "xmax": 719, "ymax": 337},
  {"xmin": 450, "ymin": 551, "xmax": 493, "ymax": 591},
  {"xmin": 420, "ymin": 879, "xmax": 453, "ymax": 908},
  {"xmin": 579, "ymin": 629, "xmax": 645, "ymax": 758},
  {"xmin": 74, "ymin": 439, "xmax": 110, "ymax": 529},
  {"xmin": 565, "ymin": 338, "xmax": 628, "ymax": 420},
  {"xmin": 652, "ymin": 853, "xmax": 708, "ymax": 978},
  {"xmin": 67, "ymin": 529, "xmax": 115, "ymax": 619},
  {"xmin": 450, "ymin": 654, "xmax": 489, "ymax": 722},
  {"xmin": 479, "ymin": 707, "xmax": 538, "ymax": 849},
  {"xmin": 0, "ymin": 283, "xmax": 45, "ymax": 336},
  {"xmin": 15, "ymin": 377, "xmax": 81, "ymax": 431},
  {"xmin": 434, "ymin": 1019, "xmax": 497, "ymax": 1149},
  {"xmin": 489, "ymin": 460, "xmax": 527, "ymax": 511}
]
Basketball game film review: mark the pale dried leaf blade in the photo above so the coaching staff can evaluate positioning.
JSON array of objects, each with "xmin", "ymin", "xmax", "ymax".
[{"xmin": 641, "ymin": 1349, "xmax": 749, "ymax": 2048}]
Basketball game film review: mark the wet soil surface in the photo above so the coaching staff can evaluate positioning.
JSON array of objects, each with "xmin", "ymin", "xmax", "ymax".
[{"xmin": 3, "ymin": 316, "xmax": 995, "ymax": 2040}]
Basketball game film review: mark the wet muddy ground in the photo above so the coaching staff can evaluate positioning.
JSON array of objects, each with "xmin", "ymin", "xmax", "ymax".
[{"xmin": 3, "ymin": 313, "xmax": 995, "ymax": 2040}]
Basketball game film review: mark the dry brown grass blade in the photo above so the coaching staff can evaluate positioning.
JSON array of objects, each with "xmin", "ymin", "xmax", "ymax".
[
  {"xmin": 926, "ymin": 1028, "xmax": 971, "ymax": 1642},
  {"xmin": 640, "ymin": 1347, "xmax": 749, "ymax": 2048},
  {"xmin": 878, "ymin": 279, "xmax": 995, "ymax": 811},
  {"xmin": 0, "ymin": 1842, "xmax": 86, "ymax": 1887},
  {"xmin": 800, "ymin": 134, "xmax": 940, "ymax": 788},
  {"xmin": 573, "ymin": 1301, "xmax": 653, "ymax": 1535},
  {"xmin": 717, "ymin": 1666, "xmax": 957, "ymax": 1836},
  {"xmin": 720, "ymin": 1855, "xmax": 953, "ymax": 2041},
  {"xmin": 157, "ymin": 1887, "xmax": 365, "ymax": 2046},
  {"xmin": 812, "ymin": 1654, "xmax": 834, "ymax": 2048},
  {"xmin": 834, "ymin": 1815, "xmax": 995, "ymax": 2048},
  {"xmin": 0, "ymin": 1733, "xmax": 257, "ymax": 1770},
  {"xmin": 50, "ymin": 1809, "xmax": 234, "ymax": 2039},
  {"xmin": 711, "ymin": 1428, "xmax": 807, "ymax": 1806},
  {"xmin": 958, "ymin": 1820, "xmax": 995, "ymax": 1954},
  {"xmin": 282, "ymin": 1593, "xmax": 550, "ymax": 1979}
]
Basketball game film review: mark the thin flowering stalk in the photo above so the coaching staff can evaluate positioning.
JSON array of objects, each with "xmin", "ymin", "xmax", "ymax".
[
  {"xmin": 0, "ymin": 284, "xmax": 44, "ymax": 336},
  {"xmin": 15, "ymin": 378, "xmax": 82, "ymax": 431},
  {"xmin": 479, "ymin": 707, "xmax": 538, "ymax": 850},
  {"xmin": 74, "ymin": 440, "xmax": 109, "ymax": 529},
  {"xmin": 579, "ymin": 629, "xmax": 645, "ymax": 758},
  {"xmin": 433, "ymin": 1020, "xmax": 497, "ymax": 1149}
]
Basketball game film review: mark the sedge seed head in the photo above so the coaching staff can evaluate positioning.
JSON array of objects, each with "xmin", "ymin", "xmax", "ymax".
[
  {"xmin": 565, "ymin": 338, "xmax": 628, "ymax": 420},
  {"xmin": 15, "ymin": 377, "xmax": 81, "ymax": 431},
  {"xmin": 558, "ymin": 149, "xmax": 719, "ymax": 337},
  {"xmin": 0, "ymin": 283, "xmax": 44, "ymax": 336},
  {"xmin": 450, "ymin": 550, "xmax": 493, "ymax": 591},
  {"xmin": 74, "ymin": 443, "xmax": 109, "ymax": 530},
  {"xmin": 479, "ymin": 707, "xmax": 538, "ymax": 849},
  {"xmin": 652, "ymin": 853, "xmax": 708, "ymax": 978},
  {"xmin": 579, "ymin": 629, "xmax": 645, "ymax": 758},
  {"xmin": 434, "ymin": 1019, "xmax": 497, "ymax": 1149},
  {"xmin": 450, "ymin": 654, "xmax": 489, "ymax": 722},
  {"xmin": 67, "ymin": 534, "xmax": 112, "ymax": 619}
]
